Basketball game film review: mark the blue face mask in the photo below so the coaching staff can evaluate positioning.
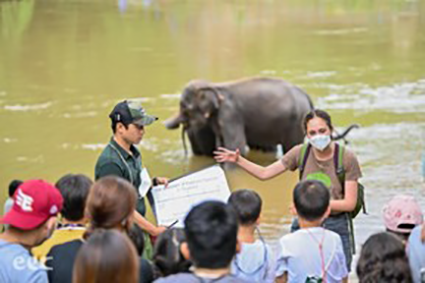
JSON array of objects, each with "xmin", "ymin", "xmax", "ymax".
[{"xmin": 309, "ymin": 134, "xmax": 331, "ymax": 151}]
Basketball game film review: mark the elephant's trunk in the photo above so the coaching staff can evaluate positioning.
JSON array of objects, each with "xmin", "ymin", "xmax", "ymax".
[
  {"xmin": 164, "ymin": 114, "xmax": 184, "ymax": 130},
  {"xmin": 181, "ymin": 125, "xmax": 189, "ymax": 157}
]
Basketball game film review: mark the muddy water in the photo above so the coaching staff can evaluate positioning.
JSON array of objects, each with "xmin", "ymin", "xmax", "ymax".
[{"xmin": 1, "ymin": 0, "xmax": 425, "ymax": 260}]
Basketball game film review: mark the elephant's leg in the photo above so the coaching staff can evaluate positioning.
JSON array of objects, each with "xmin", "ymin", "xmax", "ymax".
[
  {"xmin": 220, "ymin": 124, "xmax": 248, "ymax": 156},
  {"xmin": 187, "ymin": 126, "xmax": 216, "ymax": 156},
  {"xmin": 282, "ymin": 125, "xmax": 304, "ymax": 154},
  {"xmin": 187, "ymin": 129, "xmax": 203, "ymax": 155},
  {"xmin": 197, "ymin": 127, "xmax": 216, "ymax": 156},
  {"xmin": 215, "ymin": 105, "xmax": 249, "ymax": 155}
]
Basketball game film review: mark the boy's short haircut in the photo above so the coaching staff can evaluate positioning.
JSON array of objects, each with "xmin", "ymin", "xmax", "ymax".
[
  {"xmin": 228, "ymin": 189, "xmax": 262, "ymax": 226},
  {"xmin": 293, "ymin": 180, "xmax": 330, "ymax": 222},
  {"xmin": 8, "ymin": 180, "xmax": 23, "ymax": 198},
  {"xmin": 184, "ymin": 201, "xmax": 238, "ymax": 269},
  {"xmin": 55, "ymin": 174, "xmax": 93, "ymax": 222}
]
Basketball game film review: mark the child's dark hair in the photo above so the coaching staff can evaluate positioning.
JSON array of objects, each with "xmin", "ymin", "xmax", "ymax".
[
  {"xmin": 8, "ymin": 180, "xmax": 23, "ymax": 198},
  {"xmin": 184, "ymin": 201, "xmax": 238, "ymax": 269},
  {"xmin": 356, "ymin": 232, "xmax": 412, "ymax": 283},
  {"xmin": 228, "ymin": 189, "xmax": 262, "ymax": 226},
  {"xmin": 293, "ymin": 180, "xmax": 330, "ymax": 221},
  {"xmin": 303, "ymin": 109, "xmax": 333, "ymax": 133},
  {"xmin": 55, "ymin": 174, "xmax": 93, "ymax": 222},
  {"xmin": 153, "ymin": 228, "xmax": 191, "ymax": 277}
]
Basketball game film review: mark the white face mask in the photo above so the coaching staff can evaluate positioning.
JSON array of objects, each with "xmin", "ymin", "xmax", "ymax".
[{"xmin": 309, "ymin": 134, "xmax": 331, "ymax": 151}]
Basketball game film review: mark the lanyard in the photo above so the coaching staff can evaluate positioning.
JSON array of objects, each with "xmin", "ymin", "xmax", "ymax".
[
  {"xmin": 108, "ymin": 143, "xmax": 134, "ymax": 184},
  {"xmin": 306, "ymin": 228, "xmax": 327, "ymax": 283}
]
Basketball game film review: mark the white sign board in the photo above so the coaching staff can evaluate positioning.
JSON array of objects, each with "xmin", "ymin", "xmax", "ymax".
[{"xmin": 151, "ymin": 165, "xmax": 230, "ymax": 228}]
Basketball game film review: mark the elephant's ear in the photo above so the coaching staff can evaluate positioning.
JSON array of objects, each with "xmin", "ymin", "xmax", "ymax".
[{"xmin": 197, "ymin": 87, "xmax": 224, "ymax": 111}]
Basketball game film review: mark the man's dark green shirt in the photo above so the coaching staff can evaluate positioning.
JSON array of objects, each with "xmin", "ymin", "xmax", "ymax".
[{"xmin": 95, "ymin": 138, "xmax": 146, "ymax": 215}]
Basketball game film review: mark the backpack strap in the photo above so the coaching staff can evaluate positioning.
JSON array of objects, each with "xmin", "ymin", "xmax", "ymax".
[
  {"xmin": 335, "ymin": 143, "xmax": 367, "ymax": 216},
  {"xmin": 298, "ymin": 143, "xmax": 311, "ymax": 180},
  {"xmin": 300, "ymin": 142, "xmax": 346, "ymax": 186},
  {"xmin": 334, "ymin": 143, "xmax": 346, "ymax": 186}
]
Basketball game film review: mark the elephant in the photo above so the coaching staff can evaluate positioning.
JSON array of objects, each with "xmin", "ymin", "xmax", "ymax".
[{"xmin": 164, "ymin": 77, "xmax": 315, "ymax": 156}]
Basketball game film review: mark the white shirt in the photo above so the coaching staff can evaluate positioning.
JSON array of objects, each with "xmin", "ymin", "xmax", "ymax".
[
  {"xmin": 231, "ymin": 240, "xmax": 276, "ymax": 283},
  {"xmin": 275, "ymin": 227, "xmax": 348, "ymax": 283}
]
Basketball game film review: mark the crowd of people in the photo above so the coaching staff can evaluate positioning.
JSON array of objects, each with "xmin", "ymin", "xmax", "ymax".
[{"xmin": 0, "ymin": 100, "xmax": 424, "ymax": 283}]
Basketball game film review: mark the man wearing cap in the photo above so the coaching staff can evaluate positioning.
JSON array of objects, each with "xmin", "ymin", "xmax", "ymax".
[
  {"xmin": 0, "ymin": 180, "xmax": 63, "ymax": 283},
  {"xmin": 95, "ymin": 100, "xmax": 167, "ymax": 236}
]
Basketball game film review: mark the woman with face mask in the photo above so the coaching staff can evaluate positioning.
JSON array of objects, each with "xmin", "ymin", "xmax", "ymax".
[{"xmin": 214, "ymin": 109, "xmax": 362, "ymax": 271}]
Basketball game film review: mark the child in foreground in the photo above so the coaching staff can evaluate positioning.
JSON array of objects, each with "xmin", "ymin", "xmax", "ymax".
[
  {"xmin": 228, "ymin": 189, "xmax": 276, "ymax": 283},
  {"xmin": 275, "ymin": 180, "xmax": 348, "ymax": 283},
  {"xmin": 357, "ymin": 232, "xmax": 412, "ymax": 283},
  {"xmin": 154, "ymin": 201, "xmax": 254, "ymax": 283}
]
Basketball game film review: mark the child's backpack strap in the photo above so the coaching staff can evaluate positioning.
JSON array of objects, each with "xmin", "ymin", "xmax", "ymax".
[{"xmin": 298, "ymin": 143, "xmax": 311, "ymax": 180}]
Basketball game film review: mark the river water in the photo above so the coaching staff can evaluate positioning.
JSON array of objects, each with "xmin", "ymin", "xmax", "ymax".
[{"xmin": 1, "ymin": 0, "xmax": 425, "ymax": 263}]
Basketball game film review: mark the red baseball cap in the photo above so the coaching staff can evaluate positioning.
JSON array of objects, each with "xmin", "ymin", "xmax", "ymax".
[{"xmin": 0, "ymin": 179, "xmax": 63, "ymax": 230}]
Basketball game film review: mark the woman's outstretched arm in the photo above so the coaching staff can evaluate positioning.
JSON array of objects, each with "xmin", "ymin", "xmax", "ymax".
[{"xmin": 214, "ymin": 147, "xmax": 288, "ymax": 180}]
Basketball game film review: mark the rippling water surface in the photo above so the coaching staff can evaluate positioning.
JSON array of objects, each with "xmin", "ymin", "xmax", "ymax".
[{"xmin": 1, "ymin": 1, "xmax": 425, "ymax": 265}]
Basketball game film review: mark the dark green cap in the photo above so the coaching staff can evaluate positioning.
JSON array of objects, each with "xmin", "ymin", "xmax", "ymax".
[{"xmin": 109, "ymin": 100, "xmax": 158, "ymax": 126}]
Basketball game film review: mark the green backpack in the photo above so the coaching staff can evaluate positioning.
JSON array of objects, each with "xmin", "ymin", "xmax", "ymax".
[{"xmin": 298, "ymin": 143, "xmax": 366, "ymax": 219}]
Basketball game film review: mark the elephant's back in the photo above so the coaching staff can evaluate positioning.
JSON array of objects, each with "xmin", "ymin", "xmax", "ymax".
[
  {"xmin": 216, "ymin": 76, "xmax": 306, "ymax": 95},
  {"xmin": 219, "ymin": 77, "xmax": 312, "ymax": 119},
  {"xmin": 219, "ymin": 77, "xmax": 312, "ymax": 149},
  {"xmin": 215, "ymin": 76, "xmax": 291, "ymax": 89}
]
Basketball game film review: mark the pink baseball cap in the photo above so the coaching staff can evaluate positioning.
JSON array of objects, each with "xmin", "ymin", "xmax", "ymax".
[
  {"xmin": 0, "ymin": 179, "xmax": 63, "ymax": 230},
  {"xmin": 383, "ymin": 194, "xmax": 423, "ymax": 234}
]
